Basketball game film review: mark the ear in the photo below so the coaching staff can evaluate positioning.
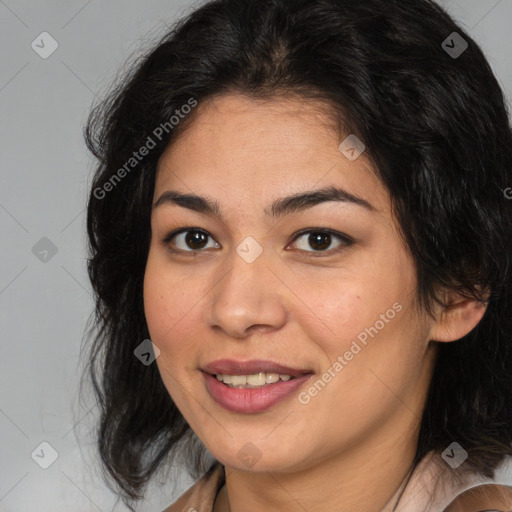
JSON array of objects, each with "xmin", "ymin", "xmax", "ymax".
[{"xmin": 428, "ymin": 286, "xmax": 489, "ymax": 343}]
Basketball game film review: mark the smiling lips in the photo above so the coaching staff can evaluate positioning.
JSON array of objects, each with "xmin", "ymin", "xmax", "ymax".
[
  {"xmin": 202, "ymin": 359, "xmax": 313, "ymax": 413},
  {"xmin": 203, "ymin": 359, "xmax": 311, "ymax": 377}
]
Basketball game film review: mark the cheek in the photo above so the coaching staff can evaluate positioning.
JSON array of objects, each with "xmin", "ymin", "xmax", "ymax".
[
  {"xmin": 301, "ymin": 263, "xmax": 410, "ymax": 358},
  {"xmin": 143, "ymin": 249, "xmax": 194, "ymax": 337},
  {"xmin": 143, "ymin": 251, "xmax": 208, "ymax": 375},
  {"xmin": 143, "ymin": 270, "xmax": 170, "ymax": 342},
  {"xmin": 143, "ymin": 263, "xmax": 196, "ymax": 400}
]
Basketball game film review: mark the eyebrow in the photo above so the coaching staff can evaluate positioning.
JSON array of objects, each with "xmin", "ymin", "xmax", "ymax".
[{"xmin": 153, "ymin": 185, "xmax": 377, "ymax": 221}]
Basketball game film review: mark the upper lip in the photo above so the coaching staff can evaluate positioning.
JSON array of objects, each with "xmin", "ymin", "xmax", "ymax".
[{"xmin": 202, "ymin": 359, "xmax": 313, "ymax": 377}]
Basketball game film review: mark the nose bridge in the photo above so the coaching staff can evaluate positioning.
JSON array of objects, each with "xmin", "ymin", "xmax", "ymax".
[
  {"xmin": 207, "ymin": 237, "xmax": 287, "ymax": 337},
  {"xmin": 217, "ymin": 238, "xmax": 270, "ymax": 311}
]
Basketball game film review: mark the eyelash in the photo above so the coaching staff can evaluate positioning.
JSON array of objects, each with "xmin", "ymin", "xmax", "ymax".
[{"xmin": 161, "ymin": 227, "xmax": 354, "ymax": 257}]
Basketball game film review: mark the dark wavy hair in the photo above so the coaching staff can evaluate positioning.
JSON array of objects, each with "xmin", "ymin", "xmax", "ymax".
[{"xmin": 82, "ymin": 0, "xmax": 512, "ymax": 508}]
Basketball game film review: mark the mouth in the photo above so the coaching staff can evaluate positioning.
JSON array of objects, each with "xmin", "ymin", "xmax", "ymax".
[
  {"xmin": 201, "ymin": 359, "xmax": 313, "ymax": 413},
  {"xmin": 202, "ymin": 359, "xmax": 312, "ymax": 387},
  {"xmin": 211, "ymin": 372, "xmax": 296, "ymax": 388}
]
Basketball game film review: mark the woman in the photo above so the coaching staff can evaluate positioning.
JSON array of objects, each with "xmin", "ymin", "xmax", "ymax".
[{"xmin": 82, "ymin": 0, "xmax": 512, "ymax": 510}]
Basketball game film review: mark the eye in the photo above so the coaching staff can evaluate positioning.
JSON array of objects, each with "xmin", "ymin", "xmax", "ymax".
[
  {"xmin": 162, "ymin": 227, "xmax": 353, "ymax": 256},
  {"xmin": 162, "ymin": 228, "xmax": 220, "ymax": 254},
  {"xmin": 288, "ymin": 228, "xmax": 353, "ymax": 256}
]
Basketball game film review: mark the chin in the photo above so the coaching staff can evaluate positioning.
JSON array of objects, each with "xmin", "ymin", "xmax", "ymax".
[{"xmin": 206, "ymin": 437, "xmax": 312, "ymax": 473}]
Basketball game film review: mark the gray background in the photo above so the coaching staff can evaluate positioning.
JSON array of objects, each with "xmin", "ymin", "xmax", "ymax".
[{"xmin": 1, "ymin": 1, "xmax": 511, "ymax": 510}]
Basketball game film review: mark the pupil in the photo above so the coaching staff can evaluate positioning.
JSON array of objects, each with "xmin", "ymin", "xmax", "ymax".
[
  {"xmin": 310, "ymin": 232, "xmax": 330, "ymax": 251},
  {"xmin": 186, "ymin": 231, "xmax": 208, "ymax": 250}
]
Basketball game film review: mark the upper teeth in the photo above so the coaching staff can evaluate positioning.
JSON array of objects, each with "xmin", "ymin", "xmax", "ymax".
[{"xmin": 215, "ymin": 372, "xmax": 292, "ymax": 388}]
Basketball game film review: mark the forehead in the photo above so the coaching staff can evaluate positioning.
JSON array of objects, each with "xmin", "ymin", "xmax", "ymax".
[{"xmin": 154, "ymin": 93, "xmax": 391, "ymax": 216}]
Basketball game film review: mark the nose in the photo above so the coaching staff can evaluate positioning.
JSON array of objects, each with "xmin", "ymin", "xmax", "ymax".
[{"xmin": 206, "ymin": 246, "xmax": 288, "ymax": 339}]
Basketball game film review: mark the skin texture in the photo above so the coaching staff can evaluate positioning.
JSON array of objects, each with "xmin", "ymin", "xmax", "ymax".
[{"xmin": 143, "ymin": 93, "xmax": 488, "ymax": 512}]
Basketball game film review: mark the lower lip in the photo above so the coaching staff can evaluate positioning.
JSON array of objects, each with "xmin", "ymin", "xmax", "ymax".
[{"xmin": 203, "ymin": 372, "xmax": 312, "ymax": 413}]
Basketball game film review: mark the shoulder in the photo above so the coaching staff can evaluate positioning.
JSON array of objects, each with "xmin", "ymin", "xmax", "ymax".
[
  {"xmin": 161, "ymin": 462, "xmax": 225, "ymax": 512},
  {"xmin": 443, "ymin": 484, "xmax": 512, "ymax": 512},
  {"xmin": 400, "ymin": 451, "xmax": 512, "ymax": 512}
]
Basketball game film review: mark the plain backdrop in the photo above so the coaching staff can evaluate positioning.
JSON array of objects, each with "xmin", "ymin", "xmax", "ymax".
[{"xmin": 1, "ymin": 1, "xmax": 511, "ymax": 510}]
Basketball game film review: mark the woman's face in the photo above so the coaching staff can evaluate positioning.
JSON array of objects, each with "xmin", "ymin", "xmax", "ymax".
[{"xmin": 143, "ymin": 93, "xmax": 437, "ymax": 472}]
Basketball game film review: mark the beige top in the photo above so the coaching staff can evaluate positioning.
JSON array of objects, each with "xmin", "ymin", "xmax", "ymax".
[
  {"xmin": 162, "ymin": 462, "xmax": 225, "ymax": 512},
  {"xmin": 162, "ymin": 450, "xmax": 512, "ymax": 512}
]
